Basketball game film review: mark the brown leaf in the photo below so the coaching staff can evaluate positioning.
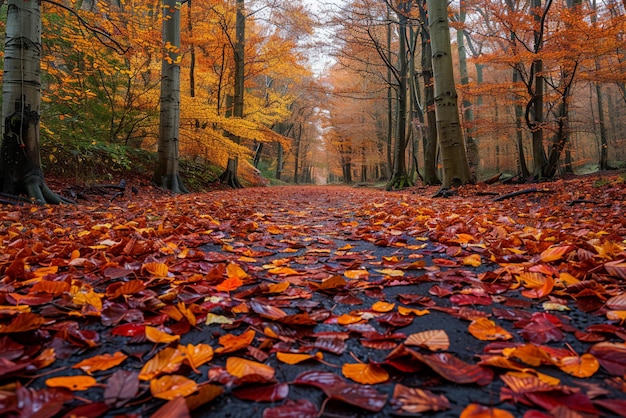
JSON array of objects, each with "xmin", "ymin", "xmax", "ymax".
[
  {"xmin": 404, "ymin": 330, "xmax": 450, "ymax": 351},
  {"xmin": 104, "ymin": 370, "xmax": 139, "ymax": 408},
  {"xmin": 150, "ymin": 395, "xmax": 190, "ymax": 418}
]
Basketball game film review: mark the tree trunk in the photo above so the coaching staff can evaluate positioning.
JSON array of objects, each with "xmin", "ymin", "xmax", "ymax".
[
  {"xmin": 386, "ymin": 1, "xmax": 413, "ymax": 190},
  {"xmin": 420, "ymin": 1, "xmax": 440, "ymax": 186},
  {"xmin": 0, "ymin": 1, "xmax": 67, "ymax": 204},
  {"xmin": 457, "ymin": 2, "xmax": 479, "ymax": 182},
  {"xmin": 426, "ymin": 0, "xmax": 472, "ymax": 188},
  {"xmin": 154, "ymin": 0, "xmax": 188, "ymax": 193},
  {"xmin": 219, "ymin": 0, "xmax": 245, "ymax": 188}
]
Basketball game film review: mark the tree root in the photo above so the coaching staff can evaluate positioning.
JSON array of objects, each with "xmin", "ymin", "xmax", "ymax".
[
  {"xmin": 385, "ymin": 175, "xmax": 413, "ymax": 191},
  {"xmin": 154, "ymin": 174, "xmax": 189, "ymax": 194}
]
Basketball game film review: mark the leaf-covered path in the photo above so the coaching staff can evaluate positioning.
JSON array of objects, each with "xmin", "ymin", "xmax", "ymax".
[{"xmin": 1, "ymin": 176, "xmax": 626, "ymax": 417}]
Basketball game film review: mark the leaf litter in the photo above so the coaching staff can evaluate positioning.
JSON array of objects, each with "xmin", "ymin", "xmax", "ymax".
[{"xmin": 0, "ymin": 174, "xmax": 625, "ymax": 417}]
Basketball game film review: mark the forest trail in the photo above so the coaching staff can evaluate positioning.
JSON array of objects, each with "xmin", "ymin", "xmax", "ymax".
[{"xmin": 1, "ymin": 175, "xmax": 626, "ymax": 417}]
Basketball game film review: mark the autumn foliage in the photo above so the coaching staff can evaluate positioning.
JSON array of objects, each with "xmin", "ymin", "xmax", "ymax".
[{"xmin": 1, "ymin": 173, "xmax": 625, "ymax": 416}]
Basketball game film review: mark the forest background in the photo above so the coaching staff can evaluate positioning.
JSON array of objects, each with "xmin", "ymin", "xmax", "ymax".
[{"xmin": 1, "ymin": 0, "xmax": 625, "ymax": 193}]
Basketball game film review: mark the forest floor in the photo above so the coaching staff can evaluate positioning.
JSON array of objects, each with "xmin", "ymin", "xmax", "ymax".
[{"xmin": 1, "ymin": 172, "xmax": 626, "ymax": 418}]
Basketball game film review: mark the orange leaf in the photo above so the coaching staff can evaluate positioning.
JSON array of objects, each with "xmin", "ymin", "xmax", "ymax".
[
  {"xmin": 405, "ymin": 330, "xmax": 450, "ymax": 351},
  {"xmin": 460, "ymin": 403, "xmax": 514, "ymax": 418},
  {"xmin": 557, "ymin": 353, "xmax": 599, "ymax": 378},
  {"xmin": 342, "ymin": 363, "xmax": 389, "ymax": 384},
  {"xmin": 226, "ymin": 357, "xmax": 275, "ymax": 380},
  {"xmin": 462, "ymin": 254, "xmax": 482, "ymax": 267},
  {"xmin": 344, "ymin": 269, "xmax": 369, "ymax": 279},
  {"xmin": 139, "ymin": 347, "xmax": 185, "ymax": 381},
  {"xmin": 398, "ymin": 306, "xmax": 430, "ymax": 316},
  {"xmin": 539, "ymin": 245, "xmax": 574, "ymax": 262},
  {"xmin": 266, "ymin": 282, "xmax": 290, "ymax": 293},
  {"xmin": 142, "ymin": 262, "xmax": 169, "ymax": 277},
  {"xmin": 468, "ymin": 318, "xmax": 513, "ymax": 341},
  {"xmin": 371, "ymin": 301, "xmax": 395, "ymax": 313},
  {"xmin": 0, "ymin": 312, "xmax": 48, "ymax": 333},
  {"xmin": 215, "ymin": 329, "xmax": 255, "ymax": 354},
  {"xmin": 73, "ymin": 351, "xmax": 127, "ymax": 374},
  {"xmin": 216, "ymin": 276, "xmax": 243, "ymax": 292},
  {"xmin": 267, "ymin": 266, "xmax": 300, "ymax": 275},
  {"xmin": 150, "ymin": 375, "xmax": 198, "ymax": 400},
  {"xmin": 337, "ymin": 313, "xmax": 363, "ymax": 325},
  {"xmin": 505, "ymin": 344, "xmax": 552, "ymax": 367},
  {"xmin": 145, "ymin": 326, "xmax": 180, "ymax": 344},
  {"xmin": 181, "ymin": 343, "xmax": 214, "ymax": 372},
  {"xmin": 276, "ymin": 352, "xmax": 322, "ymax": 365},
  {"xmin": 392, "ymin": 384, "xmax": 450, "ymax": 413},
  {"xmin": 46, "ymin": 375, "xmax": 97, "ymax": 391},
  {"xmin": 30, "ymin": 280, "xmax": 70, "ymax": 296},
  {"xmin": 227, "ymin": 263, "xmax": 248, "ymax": 279}
]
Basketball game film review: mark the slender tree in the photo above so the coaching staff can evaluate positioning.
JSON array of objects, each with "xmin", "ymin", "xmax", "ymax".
[
  {"xmin": 154, "ymin": 0, "xmax": 188, "ymax": 193},
  {"xmin": 0, "ymin": 0, "xmax": 68, "ymax": 204},
  {"xmin": 426, "ymin": 0, "xmax": 472, "ymax": 188}
]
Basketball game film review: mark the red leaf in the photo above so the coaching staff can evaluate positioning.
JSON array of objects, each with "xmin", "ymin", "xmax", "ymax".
[
  {"xmin": 262, "ymin": 399, "xmax": 318, "ymax": 418},
  {"xmin": 421, "ymin": 353, "xmax": 494, "ymax": 385},
  {"xmin": 232, "ymin": 383, "xmax": 289, "ymax": 402},
  {"xmin": 295, "ymin": 371, "xmax": 387, "ymax": 412},
  {"xmin": 111, "ymin": 323, "xmax": 146, "ymax": 337},
  {"xmin": 150, "ymin": 396, "xmax": 190, "ymax": 418},
  {"xmin": 588, "ymin": 342, "xmax": 626, "ymax": 376}
]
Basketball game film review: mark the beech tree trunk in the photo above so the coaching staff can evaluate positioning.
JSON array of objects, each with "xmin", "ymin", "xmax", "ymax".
[
  {"xmin": 426, "ymin": 0, "xmax": 472, "ymax": 188},
  {"xmin": 154, "ymin": 0, "xmax": 188, "ymax": 193},
  {"xmin": 386, "ymin": 1, "xmax": 413, "ymax": 190},
  {"xmin": 0, "ymin": 1, "xmax": 67, "ymax": 204},
  {"xmin": 220, "ymin": 0, "xmax": 245, "ymax": 188}
]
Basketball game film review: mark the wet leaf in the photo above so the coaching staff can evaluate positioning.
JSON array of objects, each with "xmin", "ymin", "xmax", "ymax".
[
  {"xmin": 557, "ymin": 353, "xmax": 599, "ymax": 378},
  {"xmin": 215, "ymin": 330, "xmax": 256, "ymax": 354},
  {"xmin": 232, "ymin": 382, "xmax": 289, "ymax": 402},
  {"xmin": 181, "ymin": 343, "xmax": 214, "ymax": 372},
  {"xmin": 342, "ymin": 363, "xmax": 389, "ymax": 384},
  {"xmin": 139, "ymin": 347, "xmax": 185, "ymax": 381},
  {"xmin": 73, "ymin": 351, "xmax": 127, "ymax": 374},
  {"xmin": 145, "ymin": 326, "xmax": 180, "ymax": 344},
  {"xmin": 150, "ymin": 375, "xmax": 198, "ymax": 400},
  {"xmin": 226, "ymin": 357, "xmax": 275, "ymax": 380},
  {"xmin": 276, "ymin": 351, "xmax": 322, "ymax": 365},
  {"xmin": 45, "ymin": 375, "xmax": 97, "ymax": 391},
  {"xmin": 104, "ymin": 370, "xmax": 139, "ymax": 408},
  {"xmin": 468, "ymin": 318, "xmax": 513, "ymax": 341}
]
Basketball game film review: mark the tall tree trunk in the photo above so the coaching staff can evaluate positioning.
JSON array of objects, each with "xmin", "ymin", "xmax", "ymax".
[
  {"xmin": 154, "ymin": 0, "xmax": 187, "ymax": 193},
  {"xmin": 420, "ymin": 1, "xmax": 440, "ymax": 186},
  {"xmin": 457, "ymin": 2, "xmax": 479, "ymax": 182},
  {"xmin": 220, "ymin": 0, "xmax": 245, "ymax": 188},
  {"xmin": 187, "ymin": 0, "xmax": 195, "ymax": 98},
  {"xmin": 0, "ymin": 1, "xmax": 67, "ymax": 204},
  {"xmin": 426, "ymin": 0, "xmax": 472, "ymax": 188},
  {"xmin": 513, "ymin": 68, "xmax": 530, "ymax": 177},
  {"xmin": 386, "ymin": 3, "xmax": 394, "ymax": 178},
  {"xmin": 386, "ymin": 1, "xmax": 413, "ymax": 190}
]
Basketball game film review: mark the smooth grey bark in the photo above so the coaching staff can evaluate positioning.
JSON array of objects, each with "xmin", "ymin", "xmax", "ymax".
[
  {"xmin": 220, "ymin": 0, "xmax": 245, "ymax": 188},
  {"xmin": 0, "ymin": 0, "xmax": 68, "ymax": 204},
  {"xmin": 154, "ymin": 0, "xmax": 188, "ymax": 193},
  {"xmin": 386, "ymin": 1, "xmax": 413, "ymax": 190},
  {"xmin": 426, "ymin": 0, "xmax": 472, "ymax": 188},
  {"xmin": 456, "ymin": 2, "xmax": 479, "ymax": 182},
  {"xmin": 419, "ymin": 1, "xmax": 440, "ymax": 186}
]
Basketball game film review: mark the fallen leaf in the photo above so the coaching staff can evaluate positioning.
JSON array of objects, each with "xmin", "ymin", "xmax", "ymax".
[
  {"xmin": 45, "ymin": 375, "xmax": 97, "ymax": 391},
  {"xmin": 342, "ymin": 362, "xmax": 389, "ymax": 384},
  {"xmin": 150, "ymin": 375, "xmax": 198, "ymax": 400}
]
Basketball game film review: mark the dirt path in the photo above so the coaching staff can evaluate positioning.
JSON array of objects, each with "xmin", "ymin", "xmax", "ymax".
[{"xmin": 1, "ymin": 179, "xmax": 625, "ymax": 417}]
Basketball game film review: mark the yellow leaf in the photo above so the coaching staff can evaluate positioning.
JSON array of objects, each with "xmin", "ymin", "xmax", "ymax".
[
  {"xmin": 46, "ymin": 375, "xmax": 97, "ymax": 391},
  {"xmin": 145, "ymin": 326, "xmax": 180, "ymax": 344},
  {"xmin": 226, "ymin": 357, "xmax": 275, "ymax": 380},
  {"xmin": 150, "ymin": 375, "xmax": 198, "ymax": 400},
  {"xmin": 606, "ymin": 310, "xmax": 626, "ymax": 322},
  {"xmin": 266, "ymin": 282, "xmax": 290, "ymax": 293},
  {"xmin": 342, "ymin": 363, "xmax": 389, "ymax": 384}
]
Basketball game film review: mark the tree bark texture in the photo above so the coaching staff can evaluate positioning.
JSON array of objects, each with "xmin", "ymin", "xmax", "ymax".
[
  {"xmin": 154, "ymin": 0, "xmax": 188, "ymax": 193},
  {"xmin": 0, "ymin": 1, "xmax": 67, "ymax": 204},
  {"xmin": 426, "ymin": 0, "xmax": 472, "ymax": 188}
]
